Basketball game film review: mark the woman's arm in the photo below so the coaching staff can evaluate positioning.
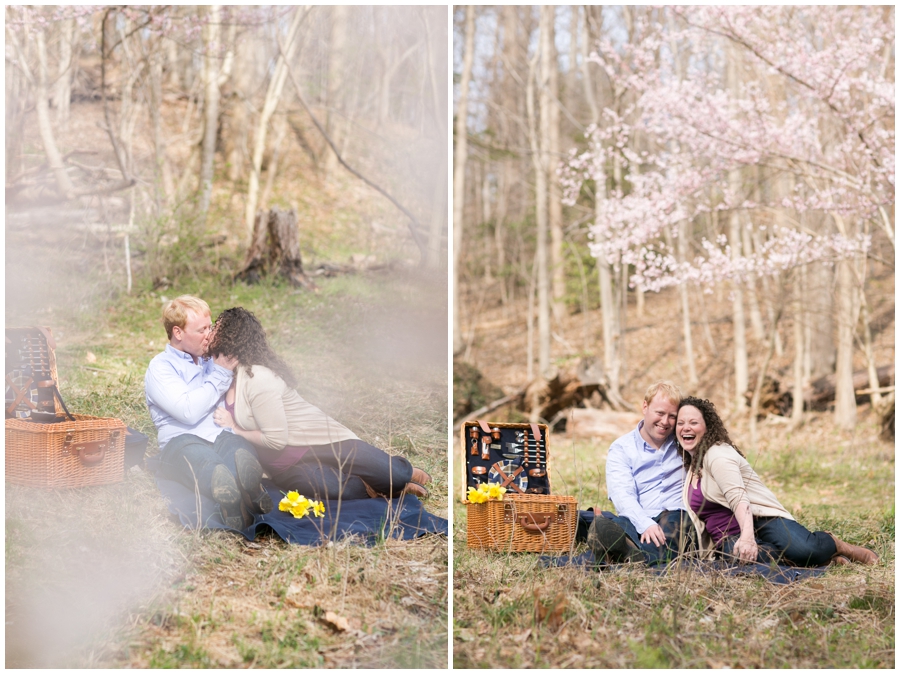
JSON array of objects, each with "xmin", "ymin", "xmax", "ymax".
[
  {"xmin": 731, "ymin": 502, "xmax": 758, "ymax": 563},
  {"xmin": 213, "ymin": 405, "xmax": 267, "ymax": 448}
]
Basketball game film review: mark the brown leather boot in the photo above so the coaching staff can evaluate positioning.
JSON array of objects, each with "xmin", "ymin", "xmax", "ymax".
[
  {"xmin": 828, "ymin": 533, "xmax": 878, "ymax": 565},
  {"xmin": 411, "ymin": 467, "xmax": 432, "ymax": 485},
  {"xmin": 401, "ymin": 481, "xmax": 429, "ymax": 499}
]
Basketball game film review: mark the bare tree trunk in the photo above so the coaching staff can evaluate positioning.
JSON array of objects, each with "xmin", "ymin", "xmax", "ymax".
[
  {"xmin": 678, "ymin": 221, "xmax": 699, "ymax": 386},
  {"xmin": 324, "ymin": 5, "xmax": 348, "ymax": 180},
  {"xmin": 259, "ymin": 113, "xmax": 288, "ymax": 211},
  {"xmin": 33, "ymin": 27, "xmax": 74, "ymax": 197},
  {"xmin": 244, "ymin": 7, "xmax": 303, "ymax": 237},
  {"xmin": 54, "ymin": 18, "xmax": 74, "ymax": 129},
  {"xmin": 548, "ymin": 7, "xmax": 565, "ymax": 326},
  {"xmin": 198, "ymin": 5, "xmax": 221, "ymax": 226},
  {"xmin": 791, "ymin": 273, "xmax": 805, "ymax": 424},
  {"xmin": 727, "ymin": 48, "xmax": 748, "ymax": 410},
  {"xmin": 146, "ymin": 41, "xmax": 172, "ymax": 213},
  {"xmin": 453, "ymin": 6, "xmax": 475, "ymax": 356},
  {"xmin": 534, "ymin": 6, "xmax": 553, "ymax": 378},
  {"xmin": 834, "ymin": 257, "xmax": 858, "ymax": 429}
]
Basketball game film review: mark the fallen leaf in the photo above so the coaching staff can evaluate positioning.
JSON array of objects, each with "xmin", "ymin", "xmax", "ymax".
[
  {"xmin": 85, "ymin": 351, "xmax": 97, "ymax": 363},
  {"xmin": 323, "ymin": 610, "xmax": 350, "ymax": 632}
]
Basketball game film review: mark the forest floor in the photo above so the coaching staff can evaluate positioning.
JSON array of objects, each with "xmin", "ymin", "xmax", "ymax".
[{"xmin": 452, "ymin": 264, "xmax": 894, "ymax": 668}]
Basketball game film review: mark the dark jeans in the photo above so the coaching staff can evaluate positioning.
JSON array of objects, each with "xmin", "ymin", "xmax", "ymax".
[
  {"xmin": 268, "ymin": 439, "xmax": 414, "ymax": 501},
  {"xmin": 610, "ymin": 509, "xmax": 695, "ymax": 566},
  {"xmin": 718, "ymin": 516, "xmax": 837, "ymax": 567},
  {"xmin": 157, "ymin": 432, "xmax": 257, "ymax": 498}
]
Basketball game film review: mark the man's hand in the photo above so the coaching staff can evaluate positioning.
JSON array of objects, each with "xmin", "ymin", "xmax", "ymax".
[
  {"xmin": 640, "ymin": 524, "xmax": 667, "ymax": 547},
  {"xmin": 732, "ymin": 537, "xmax": 758, "ymax": 564},
  {"xmin": 213, "ymin": 354, "xmax": 239, "ymax": 371}
]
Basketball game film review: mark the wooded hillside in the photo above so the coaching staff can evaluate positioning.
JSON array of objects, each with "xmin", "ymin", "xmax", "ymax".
[{"xmin": 453, "ymin": 6, "xmax": 894, "ymax": 438}]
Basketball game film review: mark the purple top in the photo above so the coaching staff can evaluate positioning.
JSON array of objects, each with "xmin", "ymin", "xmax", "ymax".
[
  {"xmin": 225, "ymin": 399, "xmax": 310, "ymax": 472},
  {"xmin": 689, "ymin": 479, "xmax": 741, "ymax": 546}
]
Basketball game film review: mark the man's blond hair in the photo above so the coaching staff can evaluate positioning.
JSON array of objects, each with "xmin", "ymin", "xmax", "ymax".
[
  {"xmin": 643, "ymin": 380, "xmax": 683, "ymax": 407},
  {"xmin": 162, "ymin": 295, "xmax": 210, "ymax": 339}
]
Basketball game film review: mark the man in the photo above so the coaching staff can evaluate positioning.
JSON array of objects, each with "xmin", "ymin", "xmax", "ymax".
[
  {"xmin": 145, "ymin": 295, "xmax": 273, "ymax": 529},
  {"xmin": 588, "ymin": 380, "xmax": 693, "ymax": 565}
]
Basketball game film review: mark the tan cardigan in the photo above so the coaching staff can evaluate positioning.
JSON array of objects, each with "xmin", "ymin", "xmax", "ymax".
[
  {"xmin": 233, "ymin": 364, "xmax": 358, "ymax": 451},
  {"xmin": 682, "ymin": 443, "xmax": 794, "ymax": 558}
]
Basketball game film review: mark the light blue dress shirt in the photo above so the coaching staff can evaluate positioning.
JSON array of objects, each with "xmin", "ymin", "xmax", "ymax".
[
  {"xmin": 144, "ymin": 344, "xmax": 234, "ymax": 448},
  {"xmin": 605, "ymin": 420, "xmax": 686, "ymax": 535}
]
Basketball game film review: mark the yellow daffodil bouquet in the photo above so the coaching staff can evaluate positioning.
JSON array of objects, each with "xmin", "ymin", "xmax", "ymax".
[
  {"xmin": 279, "ymin": 491, "xmax": 326, "ymax": 519},
  {"xmin": 467, "ymin": 482, "xmax": 507, "ymax": 504}
]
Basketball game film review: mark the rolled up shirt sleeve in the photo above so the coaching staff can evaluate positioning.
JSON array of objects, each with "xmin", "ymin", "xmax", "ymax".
[{"xmin": 606, "ymin": 444, "xmax": 658, "ymax": 535}]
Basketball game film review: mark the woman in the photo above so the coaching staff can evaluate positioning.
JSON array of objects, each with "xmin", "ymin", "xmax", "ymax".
[
  {"xmin": 206, "ymin": 307, "xmax": 432, "ymax": 502},
  {"xmin": 676, "ymin": 396, "xmax": 877, "ymax": 567}
]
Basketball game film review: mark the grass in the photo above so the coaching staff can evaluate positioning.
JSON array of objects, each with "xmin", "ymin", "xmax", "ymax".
[
  {"xmin": 5, "ymin": 269, "xmax": 448, "ymax": 668},
  {"xmin": 452, "ymin": 413, "xmax": 894, "ymax": 668}
]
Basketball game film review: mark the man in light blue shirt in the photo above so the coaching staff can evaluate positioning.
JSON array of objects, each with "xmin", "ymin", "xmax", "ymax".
[
  {"xmin": 588, "ymin": 381, "xmax": 693, "ymax": 565},
  {"xmin": 145, "ymin": 295, "xmax": 272, "ymax": 530}
]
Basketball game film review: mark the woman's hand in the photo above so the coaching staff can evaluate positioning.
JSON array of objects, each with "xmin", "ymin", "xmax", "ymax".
[
  {"xmin": 213, "ymin": 406, "xmax": 235, "ymax": 429},
  {"xmin": 732, "ymin": 536, "xmax": 758, "ymax": 563}
]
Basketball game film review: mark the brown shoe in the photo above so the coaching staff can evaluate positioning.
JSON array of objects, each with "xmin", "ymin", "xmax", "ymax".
[
  {"xmin": 402, "ymin": 482, "xmax": 429, "ymax": 499},
  {"xmin": 828, "ymin": 533, "xmax": 878, "ymax": 565},
  {"xmin": 830, "ymin": 554, "xmax": 852, "ymax": 567},
  {"xmin": 411, "ymin": 467, "xmax": 432, "ymax": 485}
]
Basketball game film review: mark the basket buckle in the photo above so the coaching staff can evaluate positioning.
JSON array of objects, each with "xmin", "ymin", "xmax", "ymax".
[
  {"xmin": 62, "ymin": 430, "xmax": 75, "ymax": 455},
  {"xmin": 556, "ymin": 503, "xmax": 569, "ymax": 523},
  {"xmin": 502, "ymin": 502, "xmax": 515, "ymax": 523}
]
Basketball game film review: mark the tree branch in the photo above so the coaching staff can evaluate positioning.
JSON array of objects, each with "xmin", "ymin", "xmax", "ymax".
[{"xmin": 277, "ymin": 37, "xmax": 429, "ymax": 264}]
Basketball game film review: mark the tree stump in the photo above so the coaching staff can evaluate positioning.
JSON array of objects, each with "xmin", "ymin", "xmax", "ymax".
[{"xmin": 235, "ymin": 208, "xmax": 317, "ymax": 290}]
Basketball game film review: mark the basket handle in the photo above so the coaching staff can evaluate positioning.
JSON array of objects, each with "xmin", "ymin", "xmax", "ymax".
[
  {"xmin": 517, "ymin": 513, "xmax": 552, "ymax": 533},
  {"xmin": 64, "ymin": 430, "xmax": 120, "ymax": 467}
]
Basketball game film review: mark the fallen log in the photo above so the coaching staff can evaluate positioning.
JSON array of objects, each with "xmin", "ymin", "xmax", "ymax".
[{"xmin": 745, "ymin": 366, "xmax": 894, "ymax": 414}]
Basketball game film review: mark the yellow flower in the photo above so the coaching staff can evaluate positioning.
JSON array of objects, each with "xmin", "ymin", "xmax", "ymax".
[
  {"xmin": 467, "ymin": 486, "xmax": 488, "ymax": 504},
  {"xmin": 486, "ymin": 484, "xmax": 507, "ymax": 501},
  {"xmin": 280, "ymin": 492, "xmax": 323, "ymax": 519}
]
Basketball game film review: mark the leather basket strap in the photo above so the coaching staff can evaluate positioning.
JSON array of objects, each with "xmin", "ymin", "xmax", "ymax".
[
  {"xmin": 530, "ymin": 423, "xmax": 542, "ymax": 441},
  {"xmin": 477, "ymin": 419, "xmax": 492, "ymax": 434}
]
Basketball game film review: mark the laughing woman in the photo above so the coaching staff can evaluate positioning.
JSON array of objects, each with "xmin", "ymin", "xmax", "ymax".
[
  {"xmin": 676, "ymin": 396, "xmax": 877, "ymax": 567},
  {"xmin": 206, "ymin": 307, "xmax": 432, "ymax": 502}
]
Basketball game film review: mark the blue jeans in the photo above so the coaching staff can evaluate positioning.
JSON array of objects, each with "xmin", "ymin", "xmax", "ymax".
[
  {"xmin": 269, "ymin": 439, "xmax": 414, "ymax": 501},
  {"xmin": 157, "ymin": 432, "xmax": 257, "ymax": 498},
  {"xmin": 719, "ymin": 516, "xmax": 837, "ymax": 567},
  {"xmin": 610, "ymin": 509, "xmax": 695, "ymax": 566}
]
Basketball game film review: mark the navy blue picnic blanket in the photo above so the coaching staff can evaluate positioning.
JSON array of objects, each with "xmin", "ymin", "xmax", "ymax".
[
  {"xmin": 540, "ymin": 549, "xmax": 827, "ymax": 584},
  {"xmin": 150, "ymin": 463, "xmax": 447, "ymax": 546},
  {"xmin": 543, "ymin": 509, "xmax": 827, "ymax": 585}
]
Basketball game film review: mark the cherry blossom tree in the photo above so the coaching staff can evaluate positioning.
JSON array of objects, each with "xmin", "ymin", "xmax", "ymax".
[{"xmin": 563, "ymin": 5, "xmax": 893, "ymax": 430}]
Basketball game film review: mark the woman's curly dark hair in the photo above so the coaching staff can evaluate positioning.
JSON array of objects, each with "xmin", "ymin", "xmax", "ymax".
[
  {"xmin": 677, "ymin": 396, "xmax": 743, "ymax": 478},
  {"xmin": 206, "ymin": 307, "xmax": 297, "ymax": 388}
]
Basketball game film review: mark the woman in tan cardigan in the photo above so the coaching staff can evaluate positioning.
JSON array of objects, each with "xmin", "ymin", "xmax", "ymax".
[
  {"xmin": 206, "ymin": 307, "xmax": 432, "ymax": 501},
  {"xmin": 676, "ymin": 397, "xmax": 877, "ymax": 566}
]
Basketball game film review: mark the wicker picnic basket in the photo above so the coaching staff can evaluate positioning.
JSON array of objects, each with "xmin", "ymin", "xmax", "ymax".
[
  {"xmin": 461, "ymin": 419, "xmax": 577, "ymax": 552},
  {"xmin": 6, "ymin": 415, "xmax": 126, "ymax": 488},
  {"xmin": 5, "ymin": 327, "xmax": 126, "ymax": 488},
  {"xmin": 467, "ymin": 493, "xmax": 578, "ymax": 553}
]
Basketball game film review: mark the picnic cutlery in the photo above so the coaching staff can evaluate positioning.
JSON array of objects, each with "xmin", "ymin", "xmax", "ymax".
[{"xmin": 480, "ymin": 436, "xmax": 491, "ymax": 461}]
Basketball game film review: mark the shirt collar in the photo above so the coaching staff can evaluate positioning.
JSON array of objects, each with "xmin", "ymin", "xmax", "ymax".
[
  {"xmin": 165, "ymin": 343, "xmax": 204, "ymax": 363},
  {"xmin": 635, "ymin": 420, "xmax": 674, "ymax": 452}
]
